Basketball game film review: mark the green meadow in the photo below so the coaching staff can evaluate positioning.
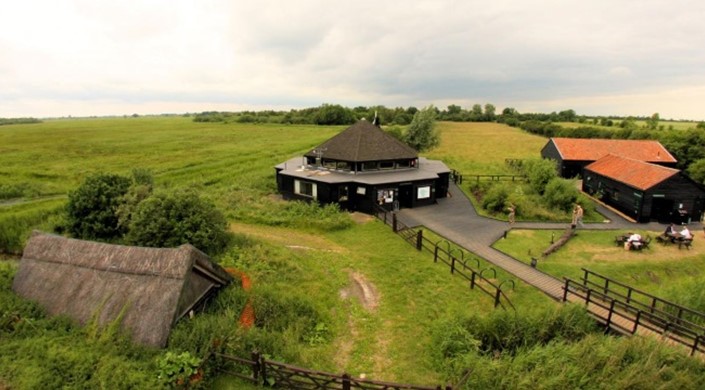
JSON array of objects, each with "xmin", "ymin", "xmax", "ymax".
[{"xmin": 1, "ymin": 117, "xmax": 704, "ymax": 389}]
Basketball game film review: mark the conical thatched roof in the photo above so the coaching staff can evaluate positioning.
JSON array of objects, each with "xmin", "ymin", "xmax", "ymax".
[
  {"xmin": 12, "ymin": 231, "xmax": 232, "ymax": 347},
  {"xmin": 304, "ymin": 119, "xmax": 418, "ymax": 162}
]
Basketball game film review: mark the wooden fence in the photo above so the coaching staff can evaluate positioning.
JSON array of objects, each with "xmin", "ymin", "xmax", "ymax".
[
  {"xmin": 375, "ymin": 207, "xmax": 515, "ymax": 311},
  {"xmin": 562, "ymin": 269, "xmax": 705, "ymax": 356},
  {"xmin": 212, "ymin": 351, "xmax": 453, "ymax": 389}
]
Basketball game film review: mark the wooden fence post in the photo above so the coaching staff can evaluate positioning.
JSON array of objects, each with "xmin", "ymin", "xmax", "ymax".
[
  {"xmin": 392, "ymin": 213, "xmax": 398, "ymax": 233},
  {"xmin": 251, "ymin": 351, "xmax": 260, "ymax": 383},
  {"xmin": 605, "ymin": 299, "xmax": 616, "ymax": 333},
  {"xmin": 342, "ymin": 373, "xmax": 351, "ymax": 390},
  {"xmin": 416, "ymin": 230, "xmax": 423, "ymax": 251},
  {"xmin": 470, "ymin": 272, "xmax": 476, "ymax": 289},
  {"xmin": 451, "ymin": 257, "xmax": 455, "ymax": 274},
  {"xmin": 494, "ymin": 288, "xmax": 501, "ymax": 308},
  {"xmin": 562, "ymin": 279, "xmax": 570, "ymax": 302},
  {"xmin": 260, "ymin": 354, "xmax": 267, "ymax": 386},
  {"xmin": 434, "ymin": 245, "xmax": 439, "ymax": 263}
]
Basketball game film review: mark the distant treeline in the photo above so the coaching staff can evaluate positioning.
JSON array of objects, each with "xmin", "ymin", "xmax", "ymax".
[{"xmin": 0, "ymin": 117, "xmax": 42, "ymax": 126}]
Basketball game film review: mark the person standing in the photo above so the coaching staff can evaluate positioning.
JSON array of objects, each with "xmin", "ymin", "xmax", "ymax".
[
  {"xmin": 507, "ymin": 203, "xmax": 516, "ymax": 226},
  {"xmin": 575, "ymin": 204, "xmax": 584, "ymax": 228}
]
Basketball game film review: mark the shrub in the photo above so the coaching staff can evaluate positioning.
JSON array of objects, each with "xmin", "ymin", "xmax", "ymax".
[
  {"xmin": 543, "ymin": 178, "xmax": 579, "ymax": 212},
  {"xmin": 522, "ymin": 158, "xmax": 558, "ymax": 194},
  {"xmin": 481, "ymin": 183, "xmax": 511, "ymax": 213},
  {"xmin": 125, "ymin": 190, "xmax": 230, "ymax": 256},
  {"xmin": 66, "ymin": 172, "xmax": 131, "ymax": 241}
]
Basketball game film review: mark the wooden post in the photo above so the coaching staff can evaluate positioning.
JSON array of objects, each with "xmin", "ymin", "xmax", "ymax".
[
  {"xmin": 605, "ymin": 299, "xmax": 616, "ymax": 333},
  {"xmin": 586, "ymin": 289, "xmax": 592, "ymax": 306},
  {"xmin": 416, "ymin": 230, "xmax": 423, "ymax": 251},
  {"xmin": 470, "ymin": 272, "xmax": 476, "ymax": 289},
  {"xmin": 392, "ymin": 213, "xmax": 398, "ymax": 232},
  {"xmin": 342, "ymin": 373, "xmax": 351, "ymax": 390},
  {"xmin": 434, "ymin": 245, "xmax": 439, "ymax": 263},
  {"xmin": 603, "ymin": 279, "xmax": 609, "ymax": 295},
  {"xmin": 562, "ymin": 279, "xmax": 570, "ymax": 302},
  {"xmin": 451, "ymin": 257, "xmax": 455, "ymax": 274},
  {"xmin": 259, "ymin": 354, "xmax": 267, "ymax": 386},
  {"xmin": 691, "ymin": 335, "xmax": 701, "ymax": 356},
  {"xmin": 251, "ymin": 351, "xmax": 260, "ymax": 383},
  {"xmin": 582, "ymin": 269, "xmax": 589, "ymax": 286},
  {"xmin": 494, "ymin": 288, "xmax": 501, "ymax": 308},
  {"xmin": 633, "ymin": 310, "xmax": 642, "ymax": 334}
]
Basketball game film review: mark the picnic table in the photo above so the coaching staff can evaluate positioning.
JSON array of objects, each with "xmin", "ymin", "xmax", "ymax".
[
  {"xmin": 655, "ymin": 232, "xmax": 694, "ymax": 249},
  {"xmin": 615, "ymin": 234, "xmax": 651, "ymax": 250}
]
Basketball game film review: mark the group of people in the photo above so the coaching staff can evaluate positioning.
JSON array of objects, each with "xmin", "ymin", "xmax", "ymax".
[{"xmin": 663, "ymin": 223, "xmax": 693, "ymax": 242}]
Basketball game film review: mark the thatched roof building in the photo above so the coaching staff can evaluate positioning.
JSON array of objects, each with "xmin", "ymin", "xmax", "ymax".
[{"xmin": 12, "ymin": 231, "xmax": 233, "ymax": 347}]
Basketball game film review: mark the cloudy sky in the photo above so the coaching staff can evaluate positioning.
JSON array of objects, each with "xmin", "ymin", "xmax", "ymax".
[{"xmin": 2, "ymin": 0, "xmax": 704, "ymax": 119}]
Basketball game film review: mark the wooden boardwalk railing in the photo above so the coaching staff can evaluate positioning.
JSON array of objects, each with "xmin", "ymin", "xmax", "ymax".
[
  {"xmin": 562, "ymin": 271, "xmax": 705, "ymax": 357},
  {"xmin": 375, "ymin": 206, "xmax": 515, "ymax": 311}
]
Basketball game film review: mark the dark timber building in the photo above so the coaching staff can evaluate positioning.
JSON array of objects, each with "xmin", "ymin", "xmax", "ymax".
[
  {"xmin": 541, "ymin": 137, "xmax": 677, "ymax": 178},
  {"xmin": 275, "ymin": 119, "xmax": 450, "ymax": 214},
  {"xmin": 583, "ymin": 154, "xmax": 705, "ymax": 223}
]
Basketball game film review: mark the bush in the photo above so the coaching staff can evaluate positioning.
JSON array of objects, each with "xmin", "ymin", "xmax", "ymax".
[
  {"xmin": 126, "ymin": 190, "xmax": 230, "ymax": 256},
  {"xmin": 522, "ymin": 158, "xmax": 558, "ymax": 194},
  {"xmin": 481, "ymin": 183, "xmax": 511, "ymax": 213},
  {"xmin": 66, "ymin": 173, "xmax": 131, "ymax": 241},
  {"xmin": 543, "ymin": 178, "xmax": 579, "ymax": 212}
]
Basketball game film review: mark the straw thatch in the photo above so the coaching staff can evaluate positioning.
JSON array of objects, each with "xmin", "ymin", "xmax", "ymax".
[{"xmin": 12, "ymin": 231, "xmax": 233, "ymax": 347}]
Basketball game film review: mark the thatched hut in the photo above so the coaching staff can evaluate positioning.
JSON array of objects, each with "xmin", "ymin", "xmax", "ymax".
[{"xmin": 12, "ymin": 231, "xmax": 233, "ymax": 347}]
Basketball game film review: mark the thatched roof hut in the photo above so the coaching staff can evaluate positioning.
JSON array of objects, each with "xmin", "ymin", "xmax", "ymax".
[{"xmin": 12, "ymin": 231, "xmax": 233, "ymax": 347}]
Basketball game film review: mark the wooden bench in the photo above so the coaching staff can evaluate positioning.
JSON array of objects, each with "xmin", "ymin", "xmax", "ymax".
[{"xmin": 678, "ymin": 238, "xmax": 693, "ymax": 250}]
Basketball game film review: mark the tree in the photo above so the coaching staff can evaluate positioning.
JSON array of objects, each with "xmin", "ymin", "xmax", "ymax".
[
  {"xmin": 66, "ymin": 173, "xmax": 131, "ymax": 241},
  {"xmin": 484, "ymin": 103, "xmax": 496, "ymax": 121},
  {"xmin": 402, "ymin": 105, "xmax": 440, "ymax": 152},
  {"xmin": 314, "ymin": 104, "xmax": 356, "ymax": 125},
  {"xmin": 646, "ymin": 113, "xmax": 660, "ymax": 130},
  {"xmin": 125, "ymin": 190, "xmax": 230, "ymax": 255},
  {"xmin": 522, "ymin": 158, "xmax": 558, "ymax": 195},
  {"xmin": 686, "ymin": 158, "xmax": 705, "ymax": 185},
  {"xmin": 543, "ymin": 178, "xmax": 579, "ymax": 212},
  {"xmin": 116, "ymin": 168, "xmax": 154, "ymax": 230}
]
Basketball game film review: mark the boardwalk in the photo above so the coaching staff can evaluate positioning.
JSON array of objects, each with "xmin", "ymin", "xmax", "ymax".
[{"xmin": 396, "ymin": 182, "xmax": 695, "ymax": 299}]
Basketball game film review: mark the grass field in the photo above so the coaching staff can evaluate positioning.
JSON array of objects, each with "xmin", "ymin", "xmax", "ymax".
[
  {"xmin": 2, "ymin": 117, "xmax": 705, "ymax": 389},
  {"xmin": 494, "ymin": 228, "xmax": 705, "ymax": 294}
]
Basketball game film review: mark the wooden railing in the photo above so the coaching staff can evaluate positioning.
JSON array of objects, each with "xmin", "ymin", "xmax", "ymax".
[
  {"xmin": 212, "ymin": 351, "xmax": 452, "ymax": 389},
  {"xmin": 375, "ymin": 206, "xmax": 515, "ymax": 311},
  {"xmin": 468, "ymin": 174, "xmax": 526, "ymax": 183},
  {"xmin": 579, "ymin": 268, "xmax": 705, "ymax": 328},
  {"xmin": 562, "ymin": 273, "xmax": 705, "ymax": 356}
]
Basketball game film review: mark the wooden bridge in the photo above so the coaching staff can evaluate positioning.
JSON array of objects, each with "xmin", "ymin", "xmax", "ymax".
[{"xmin": 396, "ymin": 182, "xmax": 705, "ymax": 358}]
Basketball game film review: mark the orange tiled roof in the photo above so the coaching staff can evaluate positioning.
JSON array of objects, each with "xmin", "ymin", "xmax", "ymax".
[
  {"xmin": 550, "ymin": 138, "xmax": 677, "ymax": 163},
  {"xmin": 585, "ymin": 154, "xmax": 680, "ymax": 190}
]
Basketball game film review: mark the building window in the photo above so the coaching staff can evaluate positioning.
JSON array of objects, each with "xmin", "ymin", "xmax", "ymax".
[
  {"xmin": 322, "ymin": 160, "xmax": 336, "ymax": 169},
  {"xmin": 417, "ymin": 186, "xmax": 431, "ymax": 199},
  {"xmin": 339, "ymin": 185, "xmax": 348, "ymax": 201},
  {"xmin": 396, "ymin": 160, "xmax": 411, "ymax": 168},
  {"xmin": 362, "ymin": 161, "xmax": 377, "ymax": 171},
  {"xmin": 336, "ymin": 161, "xmax": 351, "ymax": 171},
  {"xmin": 379, "ymin": 161, "xmax": 394, "ymax": 170},
  {"xmin": 294, "ymin": 180, "xmax": 317, "ymax": 199}
]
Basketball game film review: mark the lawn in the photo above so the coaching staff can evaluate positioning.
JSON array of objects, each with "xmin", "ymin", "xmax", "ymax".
[
  {"xmin": 493, "ymin": 228, "xmax": 705, "ymax": 296},
  {"xmin": 2, "ymin": 117, "xmax": 705, "ymax": 389}
]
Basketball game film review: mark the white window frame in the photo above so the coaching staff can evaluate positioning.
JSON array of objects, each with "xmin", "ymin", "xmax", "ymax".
[{"xmin": 294, "ymin": 179, "xmax": 317, "ymax": 199}]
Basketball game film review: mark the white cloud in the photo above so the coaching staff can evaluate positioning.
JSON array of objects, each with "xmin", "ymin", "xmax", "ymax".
[{"xmin": 1, "ymin": 0, "xmax": 705, "ymax": 119}]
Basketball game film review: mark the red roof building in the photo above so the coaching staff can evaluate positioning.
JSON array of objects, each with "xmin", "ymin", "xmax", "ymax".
[
  {"xmin": 541, "ymin": 137, "xmax": 677, "ymax": 178},
  {"xmin": 583, "ymin": 155, "xmax": 704, "ymax": 223}
]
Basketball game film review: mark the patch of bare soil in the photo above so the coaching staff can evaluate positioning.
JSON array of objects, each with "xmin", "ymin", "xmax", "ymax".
[
  {"xmin": 349, "ymin": 212, "xmax": 374, "ymax": 225},
  {"xmin": 334, "ymin": 271, "xmax": 381, "ymax": 370},
  {"xmin": 339, "ymin": 271, "xmax": 380, "ymax": 311}
]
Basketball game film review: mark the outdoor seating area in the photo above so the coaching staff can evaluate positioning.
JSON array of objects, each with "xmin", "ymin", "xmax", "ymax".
[
  {"xmin": 654, "ymin": 224, "xmax": 695, "ymax": 250},
  {"xmin": 615, "ymin": 233, "xmax": 652, "ymax": 251}
]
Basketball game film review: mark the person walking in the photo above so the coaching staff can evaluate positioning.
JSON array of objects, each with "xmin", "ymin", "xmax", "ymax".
[{"xmin": 507, "ymin": 203, "xmax": 516, "ymax": 226}]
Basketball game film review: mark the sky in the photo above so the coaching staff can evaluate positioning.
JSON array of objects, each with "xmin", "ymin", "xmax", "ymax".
[{"xmin": 2, "ymin": 0, "xmax": 705, "ymax": 120}]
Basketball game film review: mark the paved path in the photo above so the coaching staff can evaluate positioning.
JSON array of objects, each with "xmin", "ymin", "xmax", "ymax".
[{"xmin": 396, "ymin": 182, "xmax": 701, "ymax": 300}]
